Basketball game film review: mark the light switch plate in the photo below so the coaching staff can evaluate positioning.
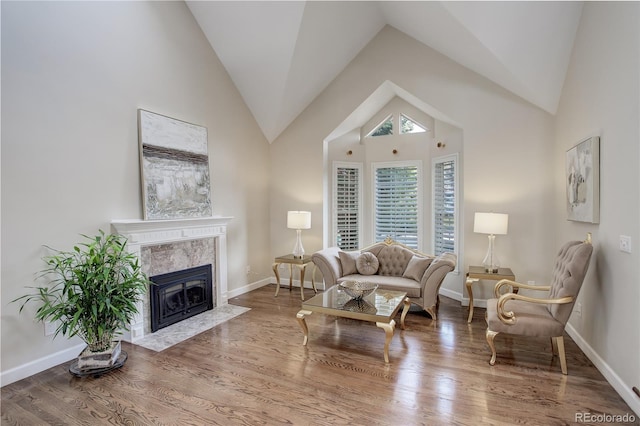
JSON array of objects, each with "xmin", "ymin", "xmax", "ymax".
[{"xmin": 620, "ymin": 235, "xmax": 632, "ymax": 253}]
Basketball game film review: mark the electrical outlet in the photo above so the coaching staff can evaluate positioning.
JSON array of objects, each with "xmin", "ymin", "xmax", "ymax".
[
  {"xmin": 574, "ymin": 302, "xmax": 582, "ymax": 317},
  {"xmin": 246, "ymin": 265, "xmax": 251, "ymax": 274},
  {"xmin": 527, "ymin": 280, "xmax": 535, "ymax": 285},
  {"xmin": 620, "ymin": 235, "xmax": 632, "ymax": 253}
]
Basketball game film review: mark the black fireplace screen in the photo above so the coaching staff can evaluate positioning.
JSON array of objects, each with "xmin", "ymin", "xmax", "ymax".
[{"xmin": 149, "ymin": 264, "xmax": 213, "ymax": 332}]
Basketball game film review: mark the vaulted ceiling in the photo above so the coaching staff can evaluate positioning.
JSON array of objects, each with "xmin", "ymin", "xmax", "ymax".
[{"xmin": 186, "ymin": 1, "xmax": 583, "ymax": 143}]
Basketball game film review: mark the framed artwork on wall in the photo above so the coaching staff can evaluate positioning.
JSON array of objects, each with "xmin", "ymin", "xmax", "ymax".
[
  {"xmin": 138, "ymin": 109, "xmax": 212, "ymax": 220},
  {"xmin": 566, "ymin": 136, "xmax": 599, "ymax": 223}
]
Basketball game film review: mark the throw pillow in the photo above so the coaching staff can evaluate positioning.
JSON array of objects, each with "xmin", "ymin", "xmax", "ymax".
[
  {"xmin": 356, "ymin": 252, "xmax": 379, "ymax": 275},
  {"xmin": 338, "ymin": 251, "xmax": 359, "ymax": 276},
  {"xmin": 403, "ymin": 255, "xmax": 433, "ymax": 281}
]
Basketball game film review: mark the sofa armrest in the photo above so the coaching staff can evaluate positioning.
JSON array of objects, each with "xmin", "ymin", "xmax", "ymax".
[
  {"xmin": 311, "ymin": 247, "xmax": 343, "ymax": 287},
  {"xmin": 420, "ymin": 252, "xmax": 457, "ymax": 307}
]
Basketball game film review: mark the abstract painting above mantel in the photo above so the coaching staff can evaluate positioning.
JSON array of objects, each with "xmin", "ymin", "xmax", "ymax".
[
  {"xmin": 566, "ymin": 136, "xmax": 599, "ymax": 224},
  {"xmin": 138, "ymin": 109, "xmax": 212, "ymax": 220}
]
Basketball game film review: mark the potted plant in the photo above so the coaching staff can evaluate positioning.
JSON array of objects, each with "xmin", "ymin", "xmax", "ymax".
[{"xmin": 15, "ymin": 230, "xmax": 148, "ymax": 372}]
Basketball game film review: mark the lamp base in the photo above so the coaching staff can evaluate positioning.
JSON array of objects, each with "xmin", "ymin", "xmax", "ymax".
[
  {"xmin": 482, "ymin": 234, "xmax": 500, "ymax": 274},
  {"xmin": 292, "ymin": 229, "xmax": 305, "ymax": 258}
]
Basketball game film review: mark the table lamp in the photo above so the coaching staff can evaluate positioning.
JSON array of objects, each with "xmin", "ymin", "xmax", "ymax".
[
  {"xmin": 287, "ymin": 211, "xmax": 311, "ymax": 258},
  {"xmin": 474, "ymin": 212, "xmax": 508, "ymax": 273}
]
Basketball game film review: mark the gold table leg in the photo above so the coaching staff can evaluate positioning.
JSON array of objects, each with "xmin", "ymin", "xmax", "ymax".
[
  {"xmin": 400, "ymin": 297, "xmax": 411, "ymax": 329},
  {"xmin": 376, "ymin": 320, "xmax": 396, "ymax": 363},
  {"xmin": 311, "ymin": 264, "xmax": 317, "ymax": 294},
  {"xmin": 296, "ymin": 310, "xmax": 312, "ymax": 346},
  {"xmin": 466, "ymin": 277, "xmax": 478, "ymax": 323},
  {"xmin": 274, "ymin": 261, "xmax": 316, "ymax": 300},
  {"xmin": 298, "ymin": 264, "xmax": 307, "ymax": 300},
  {"xmin": 288, "ymin": 264, "xmax": 293, "ymax": 291},
  {"xmin": 273, "ymin": 262, "xmax": 281, "ymax": 297}
]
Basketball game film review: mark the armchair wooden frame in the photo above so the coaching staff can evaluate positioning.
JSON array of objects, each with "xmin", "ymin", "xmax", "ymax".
[{"xmin": 486, "ymin": 279, "xmax": 575, "ymax": 374}]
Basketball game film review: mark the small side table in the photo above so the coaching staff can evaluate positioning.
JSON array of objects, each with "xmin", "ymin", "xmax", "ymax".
[
  {"xmin": 273, "ymin": 254, "xmax": 317, "ymax": 300},
  {"xmin": 466, "ymin": 266, "xmax": 515, "ymax": 323}
]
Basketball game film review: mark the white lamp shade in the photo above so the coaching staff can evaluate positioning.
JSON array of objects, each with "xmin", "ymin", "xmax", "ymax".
[
  {"xmin": 474, "ymin": 212, "xmax": 508, "ymax": 235},
  {"xmin": 287, "ymin": 211, "xmax": 311, "ymax": 230}
]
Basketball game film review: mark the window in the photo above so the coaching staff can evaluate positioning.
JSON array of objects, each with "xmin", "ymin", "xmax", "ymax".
[
  {"xmin": 400, "ymin": 114, "xmax": 427, "ymax": 134},
  {"xmin": 368, "ymin": 113, "xmax": 428, "ymax": 137},
  {"xmin": 373, "ymin": 162, "xmax": 422, "ymax": 249},
  {"xmin": 333, "ymin": 162, "xmax": 362, "ymax": 250},
  {"xmin": 368, "ymin": 115, "xmax": 393, "ymax": 137},
  {"xmin": 432, "ymin": 154, "xmax": 458, "ymax": 256}
]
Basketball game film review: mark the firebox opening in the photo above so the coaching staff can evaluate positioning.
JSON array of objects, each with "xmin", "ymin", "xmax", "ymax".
[{"xmin": 149, "ymin": 264, "xmax": 213, "ymax": 332}]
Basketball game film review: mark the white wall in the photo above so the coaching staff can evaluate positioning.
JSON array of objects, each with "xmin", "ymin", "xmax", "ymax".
[
  {"xmin": 270, "ymin": 26, "xmax": 556, "ymax": 299},
  {"xmin": 1, "ymin": 1, "xmax": 271, "ymax": 383},
  {"xmin": 554, "ymin": 2, "xmax": 640, "ymax": 414}
]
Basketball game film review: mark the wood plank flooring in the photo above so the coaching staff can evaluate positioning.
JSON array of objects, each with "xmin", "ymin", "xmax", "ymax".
[{"xmin": 2, "ymin": 285, "xmax": 637, "ymax": 425}]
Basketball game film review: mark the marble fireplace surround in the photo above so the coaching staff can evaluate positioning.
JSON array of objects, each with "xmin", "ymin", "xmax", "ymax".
[{"xmin": 111, "ymin": 217, "xmax": 232, "ymax": 343}]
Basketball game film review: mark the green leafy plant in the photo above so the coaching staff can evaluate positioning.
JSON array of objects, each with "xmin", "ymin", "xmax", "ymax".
[{"xmin": 15, "ymin": 230, "xmax": 148, "ymax": 352}]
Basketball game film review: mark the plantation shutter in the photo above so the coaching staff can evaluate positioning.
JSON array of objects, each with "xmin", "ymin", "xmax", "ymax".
[
  {"xmin": 374, "ymin": 164, "xmax": 419, "ymax": 249},
  {"xmin": 433, "ymin": 157, "xmax": 456, "ymax": 255},
  {"xmin": 334, "ymin": 164, "xmax": 361, "ymax": 250}
]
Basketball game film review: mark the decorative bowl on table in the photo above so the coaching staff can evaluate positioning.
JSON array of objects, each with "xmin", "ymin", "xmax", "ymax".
[
  {"xmin": 339, "ymin": 281, "xmax": 378, "ymax": 300},
  {"xmin": 342, "ymin": 298, "xmax": 377, "ymax": 314}
]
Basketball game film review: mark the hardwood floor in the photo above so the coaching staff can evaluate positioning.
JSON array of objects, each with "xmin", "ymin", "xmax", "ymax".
[{"xmin": 2, "ymin": 285, "xmax": 636, "ymax": 425}]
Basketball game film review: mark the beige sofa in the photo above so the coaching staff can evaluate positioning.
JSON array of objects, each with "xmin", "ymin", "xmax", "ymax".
[{"xmin": 312, "ymin": 239, "xmax": 457, "ymax": 320}]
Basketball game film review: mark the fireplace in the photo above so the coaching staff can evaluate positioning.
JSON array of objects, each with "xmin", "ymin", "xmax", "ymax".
[
  {"xmin": 150, "ymin": 264, "xmax": 213, "ymax": 332},
  {"xmin": 111, "ymin": 216, "xmax": 232, "ymax": 343}
]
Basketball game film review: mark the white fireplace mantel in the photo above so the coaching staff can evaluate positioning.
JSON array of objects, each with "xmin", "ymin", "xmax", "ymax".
[
  {"xmin": 111, "ymin": 216, "xmax": 233, "ymax": 342},
  {"xmin": 111, "ymin": 217, "xmax": 233, "ymax": 243}
]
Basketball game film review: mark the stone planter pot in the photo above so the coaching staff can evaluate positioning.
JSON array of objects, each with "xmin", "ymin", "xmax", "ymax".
[{"xmin": 77, "ymin": 340, "xmax": 122, "ymax": 371}]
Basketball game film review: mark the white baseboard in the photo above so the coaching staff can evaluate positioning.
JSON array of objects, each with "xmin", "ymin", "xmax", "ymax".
[
  {"xmin": 227, "ymin": 277, "xmax": 271, "ymax": 299},
  {"xmin": 1, "ymin": 343, "xmax": 85, "ymax": 387},
  {"xmin": 226, "ymin": 277, "xmax": 324, "ymax": 300},
  {"xmin": 439, "ymin": 287, "xmax": 488, "ymax": 308},
  {"xmin": 565, "ymin": 324, "xmax": 640, "ymax": 416},
  {"xmin": 439, "ymin": 287, "xmax": 463, "ymax": 304}
]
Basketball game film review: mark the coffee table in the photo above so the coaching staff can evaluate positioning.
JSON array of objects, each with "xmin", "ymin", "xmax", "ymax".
[{"xmin": 296, "ymin": 285, "xmax": 410, "ymax": 363}]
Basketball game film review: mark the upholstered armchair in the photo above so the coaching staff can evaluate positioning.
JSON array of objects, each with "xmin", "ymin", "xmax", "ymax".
[{"xmin": 485, "ymin": 235, "xmax": 593, "ymax": 374}]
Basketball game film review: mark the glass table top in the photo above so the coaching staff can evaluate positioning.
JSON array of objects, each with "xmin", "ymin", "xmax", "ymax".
[{"xmin": 301, "ymin": 285, "xmax": 407, "ymax": 323}]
